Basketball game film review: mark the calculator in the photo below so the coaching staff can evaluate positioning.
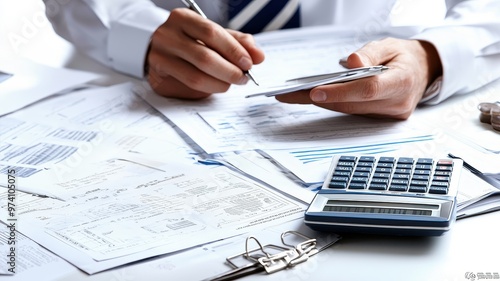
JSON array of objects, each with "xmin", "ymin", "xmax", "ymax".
[{"xmin": 304, "ymin": 155, "xmax": 463, "ymax": 236}]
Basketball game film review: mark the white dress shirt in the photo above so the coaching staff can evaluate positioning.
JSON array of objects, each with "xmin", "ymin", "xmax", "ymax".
[{"xmin": 43, "ymin": 0, "xmax": 500, "ymax": 104}]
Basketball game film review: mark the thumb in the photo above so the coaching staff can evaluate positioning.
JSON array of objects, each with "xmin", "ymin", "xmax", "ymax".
[
  {"xmin": 345, "ymin": 52, "xmax": 372, "ymax": 68},
  {"xmin": 346, "ymin": 40, "xmax": 395, "ymax": 68}
]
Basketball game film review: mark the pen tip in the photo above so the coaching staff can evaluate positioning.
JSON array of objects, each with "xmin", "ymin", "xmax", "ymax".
[{"xmin": 245, "ymin": 70, "xmax": 259, "ymax": 86}]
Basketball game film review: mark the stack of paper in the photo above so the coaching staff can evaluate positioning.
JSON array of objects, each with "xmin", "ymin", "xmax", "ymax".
[{"xmin": 0, "ymin": 57, "xmax": 99, "ymax": 116}]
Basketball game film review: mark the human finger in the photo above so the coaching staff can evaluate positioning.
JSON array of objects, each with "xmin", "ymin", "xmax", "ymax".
[
  {"xmin": 179, "ymin": 9, "xmax": 255, "ymax": 72},
  {"xmin": 152, "ymin": 9, "xmax": 249, "ymax": 86},
  {"xmin": 227, "ymin": 29, "xmax": 265, "ymax": 65}
]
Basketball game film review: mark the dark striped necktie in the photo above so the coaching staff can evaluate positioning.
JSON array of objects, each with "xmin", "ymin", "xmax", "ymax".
[{"xmin": 227, "ymin": 0, "xmax": 301, "ymax": 34}]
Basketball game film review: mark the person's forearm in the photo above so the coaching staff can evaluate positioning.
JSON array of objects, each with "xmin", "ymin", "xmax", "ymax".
[{"xmin": 412, "ymin": 0, "xmax": 500, "ymax": 104}]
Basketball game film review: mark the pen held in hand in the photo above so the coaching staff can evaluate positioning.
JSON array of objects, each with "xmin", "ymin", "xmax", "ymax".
[{"xmin": 181, "ymin": 0, "xmax": 260, "ymax": 86}]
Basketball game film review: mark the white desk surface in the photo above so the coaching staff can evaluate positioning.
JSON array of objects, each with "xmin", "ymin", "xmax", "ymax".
[{"xmin": 2, "ymin": 2, "xmax": 499, "ymax": 281}]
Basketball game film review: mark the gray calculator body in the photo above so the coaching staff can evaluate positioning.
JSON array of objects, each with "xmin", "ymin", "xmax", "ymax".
[{"xmin": 304, "ymin": 155, "xmax": 463, "ymax": 236}]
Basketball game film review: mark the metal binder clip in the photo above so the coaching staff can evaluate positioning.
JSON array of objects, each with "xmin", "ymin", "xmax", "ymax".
[
  {"xmin": 204, "ymin": 231, "xmax": 339, "ymax": 281},
  {"xmin": 225, "ymin": 236, "xmax": 287, "ymax": 267},
  {"xmin": 207, "ymin": 236, "xmax": 291, "ymax": 281},
  {"xmin": 257, "ymin": 250, "xmax": 291, "ymax": 274},
  {"xmin": 243, "ymin": 236, "xmax": 290, "ymax": 274},
  {"xmin": 281, "ymin": 231, "xmax": 318, "ymax": 266}
]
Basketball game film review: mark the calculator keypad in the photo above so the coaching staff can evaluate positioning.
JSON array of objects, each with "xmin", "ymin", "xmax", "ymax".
[{"xmin": 328, "ymin": 156, "xmax": 453, "ymax": 195}]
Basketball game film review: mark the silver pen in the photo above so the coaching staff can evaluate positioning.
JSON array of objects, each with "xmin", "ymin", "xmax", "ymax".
[{"xmin": 181, "ymin": 0, "xmax": 260, "ymax": 86}]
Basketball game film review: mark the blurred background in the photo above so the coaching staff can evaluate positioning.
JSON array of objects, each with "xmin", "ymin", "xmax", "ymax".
[{"xmin": 0, "ymin": 0, "xmax": 446, "ymax": 70}]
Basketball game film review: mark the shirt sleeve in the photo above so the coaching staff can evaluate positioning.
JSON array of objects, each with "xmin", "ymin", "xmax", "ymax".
[
  {"xmin": 412, "ymin": 0, "xmax": 500, "ymax": 105},
  {"xmin": 43, "ymin": 0, "xmax": 169, "ymax": 78}
]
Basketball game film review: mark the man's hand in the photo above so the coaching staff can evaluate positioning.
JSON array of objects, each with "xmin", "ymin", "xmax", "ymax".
[
  {"xmin": 275, "ymin": 37, "xmax": 442, "ymax": 120},
  {"xmin": 146, "ymin": 8, "xmax": 265, "ymax": 99}
]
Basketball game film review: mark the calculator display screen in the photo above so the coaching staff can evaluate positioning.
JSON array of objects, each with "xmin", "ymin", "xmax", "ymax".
[
  {"xmin": 323, "ymin": 205, "xmax": 432, "ymax": 216},
  {"xmin": 323, "ymin": 200, "xmax": 436, "ymax": 216}
]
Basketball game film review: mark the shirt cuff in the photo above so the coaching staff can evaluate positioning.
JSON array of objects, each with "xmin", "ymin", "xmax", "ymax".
[
  {"xmin": 108, "ymin": 6, "xmax": 169, "ymax": 78},
  {"xmin": 419, "ymin": 76, "xmax": 442, "ymax": 105},
  {"xmin": 411, "ymin": 26, "xmax": 475, "ymax": 104}
]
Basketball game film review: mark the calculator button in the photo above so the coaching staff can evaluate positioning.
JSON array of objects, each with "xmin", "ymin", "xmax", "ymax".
[
  {"xmin": 432, "ymin": 176, "xmax": 450, "ymax": 182},
  {"xmin": 377, "ymin": 162, "xmax": 394, "ymax": 168},
  {"xmin": 410, "ymin": 180, "xmax": 428, "ymax": 186},
  {"xmin": 408, "ymin": 186, "xmax": 427, "ymax": 193},
  {"xmin": 412, "ymin": 175, "xmax": 430, "ymax": 181},
  {"xmin": 328, "ymin": 181, "xmax": 347, "ymax": 189},
  {"xmin": 429, "ymin": 186, "xmax": 448, "ymax": 194},
  {"xmin": 396, "ymin": 163, "xmax": 412, "ymax": 169},
  {"xmin": 393, "ymin": 174, "xmax": 410, "ymax": 180},
  {"xmin": 369, "ymin": 183, "xmax": 387, "ymax": 190},
  {"xmin": 337, "ymin": 161, "xmax": 355, "ymax": 168},
  {"xmin": 375, "ymin": 167, "xmax": 392, "ymax": 173},
  {"xmin": 355, "ymin": 166, "xmax": 372, "ymax": 173},
  {"xmin": 397, "ymin": 157, "xmax": 414, "ymax": 164},
  {"xmin": 359, "ymin": 156, "xmax": 376, "ymax": 162},
  {"xmin": 417, "ymin": 158, "xmax": 433, "ymax": 165},
  {"xmin": 437, "ymin": 159, "xmax": 454, "ymax": 166},
  {"xmin": 351, "ymin": 177, "xmax": 369, "ymax": 184},
  {"xmin": 413, "ymin": 170, "xmax": 431, "ymax": 176},
  {"xmin": 379, "ymin": 157, "xmax": 395, "ymax": 163},
  {"xmin": 414, "ymin": 164, "xmax": 432, "ymax": 170},
  {"xmin": 434, "ymin": 171, "xmax": 452, "ymax": 176},
  {"xmin": 430, "ymin": 181, "xmax": 449, "ymax": 188},
  {"xmin": 394, "ymin": 168, "xmax": 411, "ymax": 174},
  {"xmin": 332, "ymin": 176, "xmax": 349, "ymax": 182},
  {"xmin": 371, "ymin": 178, "xmax": 390, "ymax": 185},
  {"xmin": 409, "ymin": 178, "xmax": 428, "ymax": 192},
  {"xmin": 333, "ymin": 171, "xmax": 351, "ymax": 177},
  {"xmin": 353, "ymin": 171, "xmax": 370, "ymax": 178},
  {"xmin": 436, "ymin": 166, "xmax": 453, "ymax": 172},
  {"xmin": 339, "ymin": 156, "xmax": 357, "ymax": 162},
  {"xmin": 372, "ymin": 172, "xmax": 390, "ymax": 179},
  {"xmin": 356, "ymin": 162, "xmax": 374, "ymax": 168},
  {"xmin": 389, "ymin": 185, "xmax": 408, "ymax": 192},
  {"xmin": 335, "ymin": 166, "xmax": 353, "ymax": 172},
  {"xmin": 391, "ymin": 179, "xmax": 409, "ymax": 186},
  {"xmin": 348, "ymin": 183, "xmax": 367, "ymax": 189}
]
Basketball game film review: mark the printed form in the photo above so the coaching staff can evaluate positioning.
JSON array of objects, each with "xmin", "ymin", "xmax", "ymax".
[
  {"xmin": 0, "ymin": 232, "xmax": 76, "ymax": 280},
  {"xmin": 1, "ymin": 164, "xmax": 305, "ymax": 274},
  {"xmin": 0, "ymin": 83, "xmax": 196, "ymax": 198}
]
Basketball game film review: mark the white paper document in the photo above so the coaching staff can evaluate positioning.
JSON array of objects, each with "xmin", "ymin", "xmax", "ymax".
[
  {"xmin": 0, "ymin": 56, "xmax": 99, "ymax": 116},
  {"xmin": 1, "ymin": 164, "xmax": 305, "ymax": 274},
  {"xmin": 0, "ymin": 231, "xmax": 76, "ymax": 280},
  {"xmin": 53, "ymin": 218, "xmax": 341, "ymax": 281},
  {"xmin": 455, "ymin": 166, "xmax": 500, "ymax": 219},
  {"xmin": 140, "ymin": 89, "xmax": 430, "ymax": 154},
  {"xmin": 215, "ymin": 150, "xmax": 317, "ymax": 204},
  {"xmin": 260, "ymin": 134, "xmax": 434, "ymax": 184},
  {"xmin": 149, "ymin": 218, "xmax": 342, "ymax": 281},
  {"xmin": 0, "ymin": 83, "xmax": 196, "ymax": 198}
]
